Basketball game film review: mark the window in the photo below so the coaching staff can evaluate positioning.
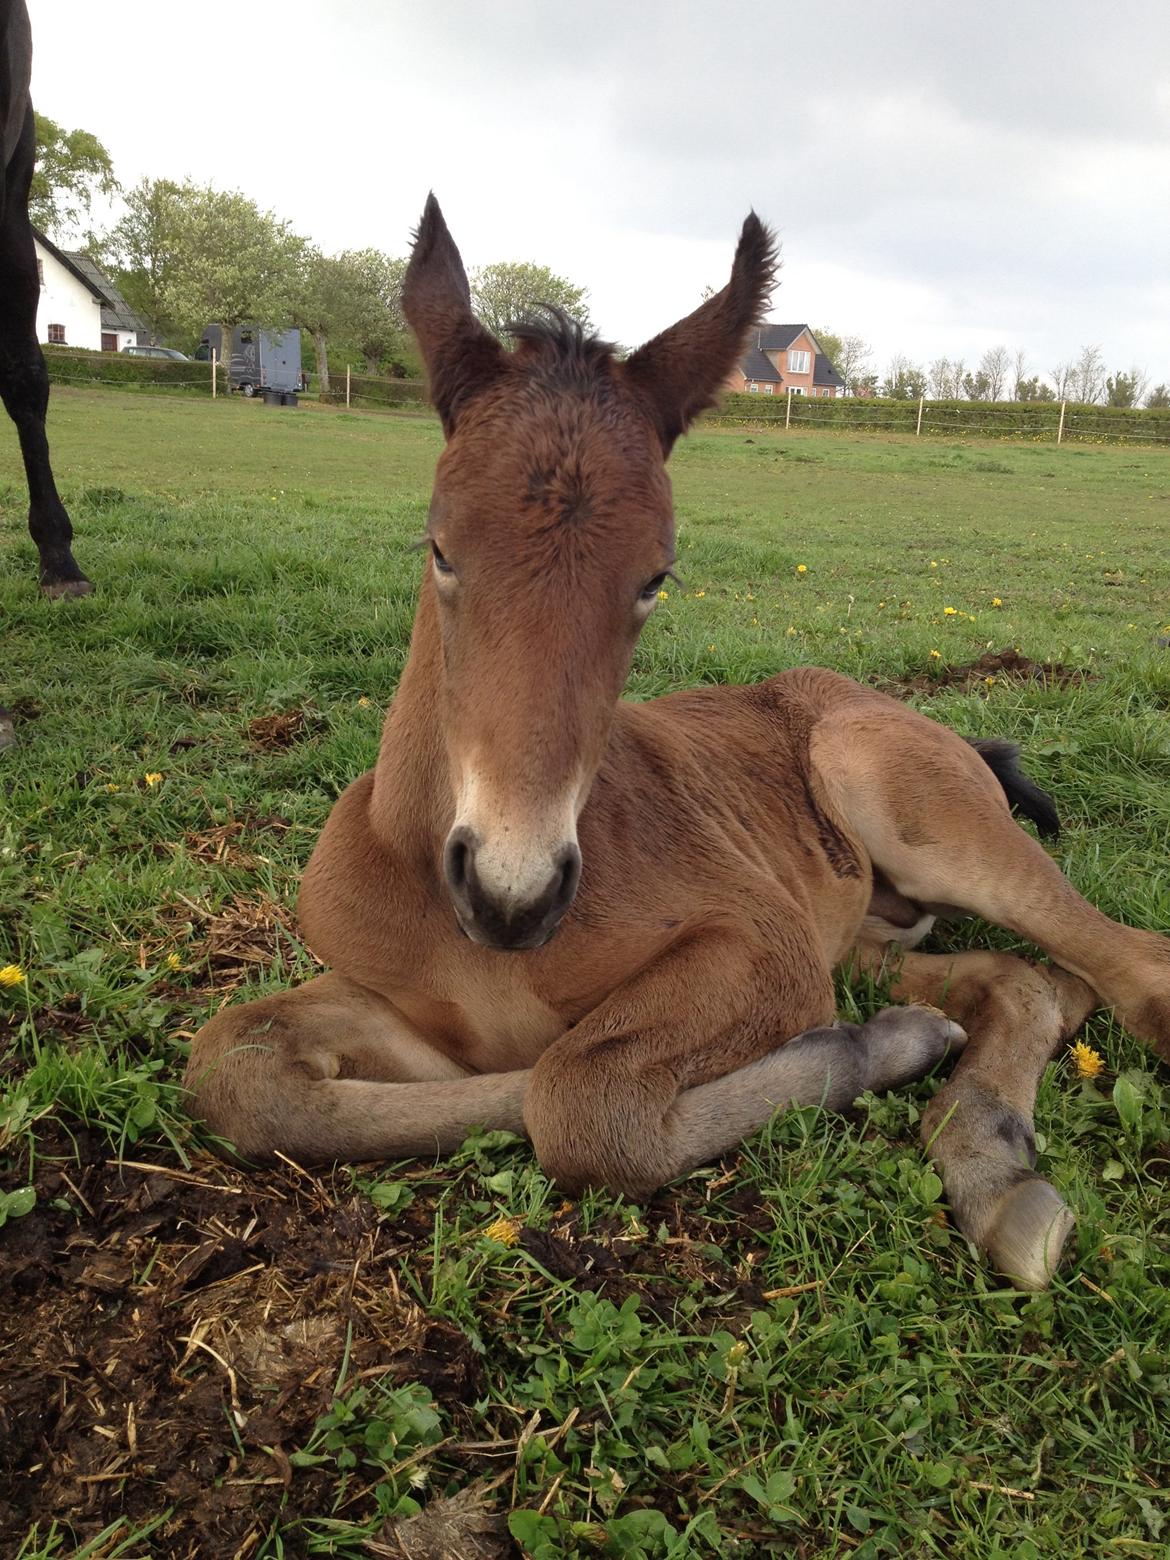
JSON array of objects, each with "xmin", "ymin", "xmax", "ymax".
[
  {"xmin": 788, "ymin": 349, "xmax": 811, "ymax": 374},
  {"xmin": 764, "ymin": 384, "xmax": 774, "ymax": 395},
  {"xmin": 748, "ymin": 382, "xmax": 759, "ymax": 393},
  {"xmin": 37, "ymin": 259, "xmax": 44, "ymax": 285},
  {"xmin": 48, "ymin": 323, "xmax": 66, "ymax": 344},
  {"xmin": 790, "ymin": 385, "xmax": 804, "ymax": 396}
]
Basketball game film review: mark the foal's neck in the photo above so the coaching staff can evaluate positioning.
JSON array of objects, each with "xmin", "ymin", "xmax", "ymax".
[{"xmin": 368, "ymin": 574, "xmax": 448, "ymax": 859}]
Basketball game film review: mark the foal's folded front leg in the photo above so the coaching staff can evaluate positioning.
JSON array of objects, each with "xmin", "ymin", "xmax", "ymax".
[{"xmin": 524, "ymin": 922, "xmax": 963, "ymax": 1199}]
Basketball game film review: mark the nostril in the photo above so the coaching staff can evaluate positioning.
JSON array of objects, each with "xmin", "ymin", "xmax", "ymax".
[
  {"xmin": 552, "ymin": 843, "xmax": 582, "ymax": 914},
  {"xmin": 443, "ymin": 828, "xmax": 475, "ymax": 899}
]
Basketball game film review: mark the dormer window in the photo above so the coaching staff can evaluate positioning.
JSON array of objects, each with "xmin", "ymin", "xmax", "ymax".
[{"xmin": 788, "ymin": 349, "xmax": 810, "ymax": 374}]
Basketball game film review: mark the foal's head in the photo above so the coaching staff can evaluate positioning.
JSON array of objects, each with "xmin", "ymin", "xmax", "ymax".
[{"xmin": 402, "ymin": 196, "xmax": 776, "ymax": 950}]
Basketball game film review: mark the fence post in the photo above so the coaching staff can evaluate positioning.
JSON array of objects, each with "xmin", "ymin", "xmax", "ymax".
[
  {"xmin": 346, "ymin": 364, "xmax": 351, "ymax": 408},
  {"xmin": 211, "ymin": 349, "xmax": 217, "ymax": 399},
  {"xmin": 785, "ymin": 386, "xmax": 792, "ymax": 430},
  {"xmin": 916, "ymin": 394, "xmax": 925, "ymax": 436},
  {"xmin": 1057, "ymin": 400, "xmax": 1066, "ymax": 444}
]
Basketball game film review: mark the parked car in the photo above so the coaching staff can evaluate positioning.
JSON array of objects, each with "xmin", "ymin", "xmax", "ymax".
[{"xmin": 122, "ymin": 345, "xmax": 190, "ymax": 361}]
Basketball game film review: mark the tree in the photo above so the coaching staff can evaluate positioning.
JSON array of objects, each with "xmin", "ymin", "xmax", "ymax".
[
  {"xmin": 1104, "ymin": 367, "xmax": 1148, "ymax": 408},
  {"xmin": 830, "ymin": 334, "xmax": 873, "ymax": 395},
  {"xmin": 979, "ymin": 345, "xmax": 1011, "ymax": 400},
  {"xmin": 961, "ymin": 369, "xmax": 992, "ymax": 400},
  {"xmin": 1146, "ymin": 384, "xmax": 1170, "ymax": 409},
  {"xmin": 470, "ymin": 261, "xmax": 591, "ymax": 340},
  {"xmin": 103, "ymin": 179, "xmax": 305, "ymax": 343},
  {"xmin": 812, "ymin": 327, "xmax": 843, "ymax": 370},
  {"xmin": 29, "ymin": 112, "xmax": 117, "ymax": 240},
  {"xmin": 1015, "ymin": 376, "xmax": 1054, "ymax": 402},
  {"xmin": 881, "ymin": 355, "xmax": 926, "ymax": 399},
  {"xmin": 928, "ymin": 357, "xmax": 966, "ymax": 399},
  {"xmin": 1011, "ymin": 348, "xmax": 1029, "ymax": 401},
  {"xmin": 1071, "ymin": 345, "xmax": 1106, "ymax": 404},
  {"xmin": 1050, "ymin": 361, "xmax": 1075, "ymax": 400}
]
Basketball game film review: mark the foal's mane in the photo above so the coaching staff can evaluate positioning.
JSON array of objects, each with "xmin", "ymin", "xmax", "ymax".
[{"xmin": 504, "ymin": 307, "xmax": 618, "ymax": 391}]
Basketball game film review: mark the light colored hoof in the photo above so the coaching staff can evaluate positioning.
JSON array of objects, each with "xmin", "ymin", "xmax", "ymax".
[
  {"xmin": 43, "ymin": 577, "xmax": 94, "ymax": 600},
  {"xmin": 863, "ymin": 1004, "xmax": 968, "ymax": 1090},
  {"xmin": 985, "ymin": 1174, "xmax": 1075, "ymax": 1290}
]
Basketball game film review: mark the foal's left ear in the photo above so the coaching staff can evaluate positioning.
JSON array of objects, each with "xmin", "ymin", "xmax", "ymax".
[
  {"xmin": 622, "ymin": 212, "xmax": 778, "ymax": 456},
  {"xmin": 402, "ymin": 194, "xmax": 508, "ymax": 437}
]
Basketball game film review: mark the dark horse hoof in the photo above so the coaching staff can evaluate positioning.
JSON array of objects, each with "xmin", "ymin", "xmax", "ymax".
[{"xmin": 41, "ymin": 575, "xmax": 94, "ymax": 600}]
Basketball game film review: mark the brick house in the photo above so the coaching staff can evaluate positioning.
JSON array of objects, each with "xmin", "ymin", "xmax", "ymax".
[{"xmin": 726, "ymin": 325, "xmax": 845, "ymax": 398}]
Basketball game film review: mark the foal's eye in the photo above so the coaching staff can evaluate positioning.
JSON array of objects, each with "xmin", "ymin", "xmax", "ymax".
[
  {"xmin": 639, "ymin": 573, "xmax": 668, "ymax": 603},
  {"xmin": 431, "ymin": 542, "xmax": 455, "ymax": 576}
]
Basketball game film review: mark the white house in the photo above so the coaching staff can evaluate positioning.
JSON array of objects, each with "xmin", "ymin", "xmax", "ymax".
[{"xmin": 32, "ymin": 228, "xmax": 149, "ymax": 352}]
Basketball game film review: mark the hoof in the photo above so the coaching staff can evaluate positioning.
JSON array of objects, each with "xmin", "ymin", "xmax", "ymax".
[
  {"xmin": 42, "ymin": 576, "xmax": 94, "ymax": 600},
  {"xmin": 862, "ymin": 1003, "xmax": 967, "ymax": 1090},
  {"xmin": 985, "ymin": 1173, "xmax": 1074, "ymax": 1290}
]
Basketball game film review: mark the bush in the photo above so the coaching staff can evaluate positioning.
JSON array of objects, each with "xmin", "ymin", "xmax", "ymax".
[
  {"xmin": 43, "ymin": 346, "xmax": 226, "ymax": 395},
  {"xmin": 711, "ymin": 392, "xmax": 1170, "ymax": 445}
]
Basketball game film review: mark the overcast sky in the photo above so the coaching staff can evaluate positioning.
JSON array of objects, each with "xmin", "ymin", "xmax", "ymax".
[{"xmin": 28, "ymin": 0, "xmax": 1170, "ymax": 384}]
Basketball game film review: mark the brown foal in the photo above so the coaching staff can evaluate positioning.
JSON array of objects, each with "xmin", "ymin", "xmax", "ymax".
[{"xmin": 187, "ymin": 198, "xmax": 1170, "ymax": 1291}]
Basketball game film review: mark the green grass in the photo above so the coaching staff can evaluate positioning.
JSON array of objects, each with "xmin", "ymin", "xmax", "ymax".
[{"xmin": 2, "ymin": 388, "xmax": 1169, "ymax": 1557}]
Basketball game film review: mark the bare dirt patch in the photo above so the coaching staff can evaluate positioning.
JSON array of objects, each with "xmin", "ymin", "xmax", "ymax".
[{"xmin": 874, "ymin": 647, "xmax": 1094, "ymax": 699}]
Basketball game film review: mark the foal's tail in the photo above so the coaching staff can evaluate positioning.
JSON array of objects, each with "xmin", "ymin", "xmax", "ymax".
[{"xmin": 967, "ymin": 737, "xmax": 1061, "ymax": 839}]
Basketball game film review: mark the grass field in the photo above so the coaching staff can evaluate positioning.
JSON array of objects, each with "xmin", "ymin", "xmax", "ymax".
[{"xmin": 2, "ymin": 387, "xmax": 1169, "ymax": 1558}]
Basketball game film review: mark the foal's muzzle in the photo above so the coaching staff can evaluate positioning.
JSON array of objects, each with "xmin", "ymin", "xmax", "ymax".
[{"xmin": 442, "ymin": 825, "xmax": 582, "ymax": 951}]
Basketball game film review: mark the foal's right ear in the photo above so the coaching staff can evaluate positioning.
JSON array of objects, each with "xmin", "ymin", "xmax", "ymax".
[{"xmin": 402, "ymin": 195, "xmax": 507, "ymax": 437}]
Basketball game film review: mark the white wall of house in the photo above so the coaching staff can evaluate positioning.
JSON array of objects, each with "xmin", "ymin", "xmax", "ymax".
[{"xmin": 33, "ymin": 240, "xmax": 103, "ymax": 350}]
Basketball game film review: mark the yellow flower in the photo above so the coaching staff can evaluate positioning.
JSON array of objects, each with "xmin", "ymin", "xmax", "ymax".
[
  {"xmin": 656, "ymin": 589, "xmax": 669, "ymax": 601},
  {"xmin": 166, "ymin": 952, "xmax": 183, "ymax": 971},
  {"xmin": 0, "ymin": 964, "xmax": 26, "ymax": 988},
  {"xmin": 786, "ymin": 626, "xmax": 797, "ymax": 636},
  {"xmin": 144, "ymin": 772, "xmax": 163, "ymax": 787},
  {"xmin": 1071, "ymin": 1040, "xmax": 1104, "ymax": 1080},
  {"xmin": 929, "ymin": 560, "xmax": 938, "ymax": 568},
  {"xmin": 984, "ymin": 676, "xmax": 996, "ymax": 686},
  {"xmin": 105, "ymin": 783, "xmax": 121, "ymax": 793},
  {"xmin": 484, "ymin": 1216, "xmax": 521, "ymax": 1247},
  {"xmin": 357, "ymin": 696, "xmax": 372, "ymax": 707},
  {"xmin": 992, "ymin": 597, "xmax": 1003, "ymax": 607},
  {"xmin": 694, "ymin": 589, "xmax": 706, "ymax": 598},
  {"xmin": 943, "ymin": 606, "xmax": 957, "ymax": 616},
  {"xmin": 929, "ymin": 649, "xmax": 941, "ymax": 660},
  {"xmin": 796, "ymin": 564, "xmax": 808, "ymax": 574},
  {"xmin": 707, "ymin": 643, "xmax": 716, "ymax": 653}
]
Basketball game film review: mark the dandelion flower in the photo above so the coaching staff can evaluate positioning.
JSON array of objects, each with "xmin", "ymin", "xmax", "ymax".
[
  {"xmin": 786, "ymin": 626, "xmax": 797, "ymax": 636},
  {"xmin": 1071, "ymin": 1040, "xmax": 1104, "ymax": 1080},
  {"xmin": 929, "ymin": 560, "xmax": 938, "ymax": 568},
  {"xmin": 984, "ymin": 676, "xmax": 996, "ymax": 686},
  {"xmin": 694, "ymin": 589, "xmax": 706, "ymax": 598},
  {"xmin": 796, "ymin": 564, "xmax": 808, "ymax": 574},
  {"xmin": 0, "ymin": 964, "xmax": 26, "ymax": 988},
  {"xmin": 144, "ymin": 772, "xmax": 163, "ymax": 787},
  {"xmin": 105, "ymin": 783, "xmax": 121, "ymax": 793},
  {"xmin": 992, "ymin": 597, "xmax": 1003, "ymax": 607},
  {"xmin": 929, "ymin": 649, "xmax": 941, "ymax": 660},
  {"xmin": 656, "ymin": 589, "xmax": 669, "ymax": 601},
  {"xmin": 484, "ymin": 1216, "xmax": 521, "ymax": 1246},
  {"xmin": 707, "ymin": 643, "xmax": 716, "ymax": 653},
  {"xmin": 357, "ymin": 696, "xmax": 372, "ymax": 708},
  {"xmin": 166, "ymin": 952, "xmax": 183, "ymax": 971},
  {"xmin": 943, "ymin": 606, "xmax": 957, "ymax": 616}
]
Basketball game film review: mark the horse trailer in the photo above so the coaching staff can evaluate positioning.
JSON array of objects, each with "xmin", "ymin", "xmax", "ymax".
[{"xmin": 195, "ymin": 325, "xmax": 302, "ymax": 400}]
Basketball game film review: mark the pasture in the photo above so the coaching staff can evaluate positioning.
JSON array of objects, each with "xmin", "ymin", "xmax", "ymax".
[{"xmin": 2, "ymin": 386, "xmax": 1169, "ymax": 1558}]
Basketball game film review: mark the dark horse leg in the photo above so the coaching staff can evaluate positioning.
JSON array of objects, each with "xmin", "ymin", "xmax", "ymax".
[{"xmin": 1, "ymin": 104, "xmax": 90, "ymax": 598}]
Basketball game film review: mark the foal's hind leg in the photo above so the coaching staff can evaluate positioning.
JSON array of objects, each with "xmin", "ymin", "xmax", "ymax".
[
  {"xmin": 812, "ymin": 703, "xmax": 1170, "ymax": 1058},
  {"xmin": 856, "ymin": 943, "xmax": 1096, "ymax": 1288}
]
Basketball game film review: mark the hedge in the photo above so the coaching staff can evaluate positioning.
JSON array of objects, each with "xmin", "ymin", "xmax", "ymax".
[
  {"xmin": 43, "ymin": 345, "xmax": 226, "ymax": 395},
  {"xmin": 712, "ymin": 392, "xmax": 1170, "ymax": 445},
  {"xmin": 318, "ymin": 373, "xmax": 429, "ymax": 410}
]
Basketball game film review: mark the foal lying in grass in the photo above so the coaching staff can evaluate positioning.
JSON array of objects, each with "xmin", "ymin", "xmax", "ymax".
[{"xmin": 187, "ymin": 199, "xmax": 1170, "ymax": 1291}]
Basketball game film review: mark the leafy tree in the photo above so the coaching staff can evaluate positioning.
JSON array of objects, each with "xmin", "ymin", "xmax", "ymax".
[
  {"xmin": 812, "ymin": 327, "xmax": 843, "ymax": 370},
  {"xmin": 103, "ymin": 178, "xmax": 305, "ymax": 343},
  {"xmin": 962, "ymin": 369, "xmax": 992, "ymax": 401},
  {"xmin": 881, "ymin": 355, "xmax": 926, "ymax": 399},
  {"xmin": 29, "ymin": 112, "xmax": 117, "ymax": 240},
  {"xmin": 1015, "ymin": 376, "xmax": 1055, "ymax": 402},
  {"xmin": 1104, "ymin": 368, "xmax": 1148, "ymax": 408},
  {"xmin": 336, "ymin": 249, "xmax": 412, "ymax": 374},
  {"xmin": 828, "ymin": 334, "xmax": 873, "ymax": 395},
  {"xmin": 928, "ymin": 357, "xmax": 966, "ymax": 399},
  {"xmin": 470, "ymin": 261, "xmax": 591, "ymax": 340},
  {"xmin": 1146, "ymin": 384, "xmax": 1170, "ymax": 409}
]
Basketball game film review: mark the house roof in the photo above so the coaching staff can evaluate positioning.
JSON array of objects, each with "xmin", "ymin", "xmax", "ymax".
[
  {"xmin": 813, "ymin": 353, "xmax": 844, "ymax": 388},
  {"xmin": 740, "ymin": 345, "xmax": 782, "ymax": 382},
  {"xmin": 753, "ymin": 323, "xmax": 807, "ymax": 352},
  {"xmin": 32, "ymin": 227, "xmax": 107, "ymax": 302},
  {"xmin": 63, "ymin": 249, "xmax": 150, "ymax": 335}
]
